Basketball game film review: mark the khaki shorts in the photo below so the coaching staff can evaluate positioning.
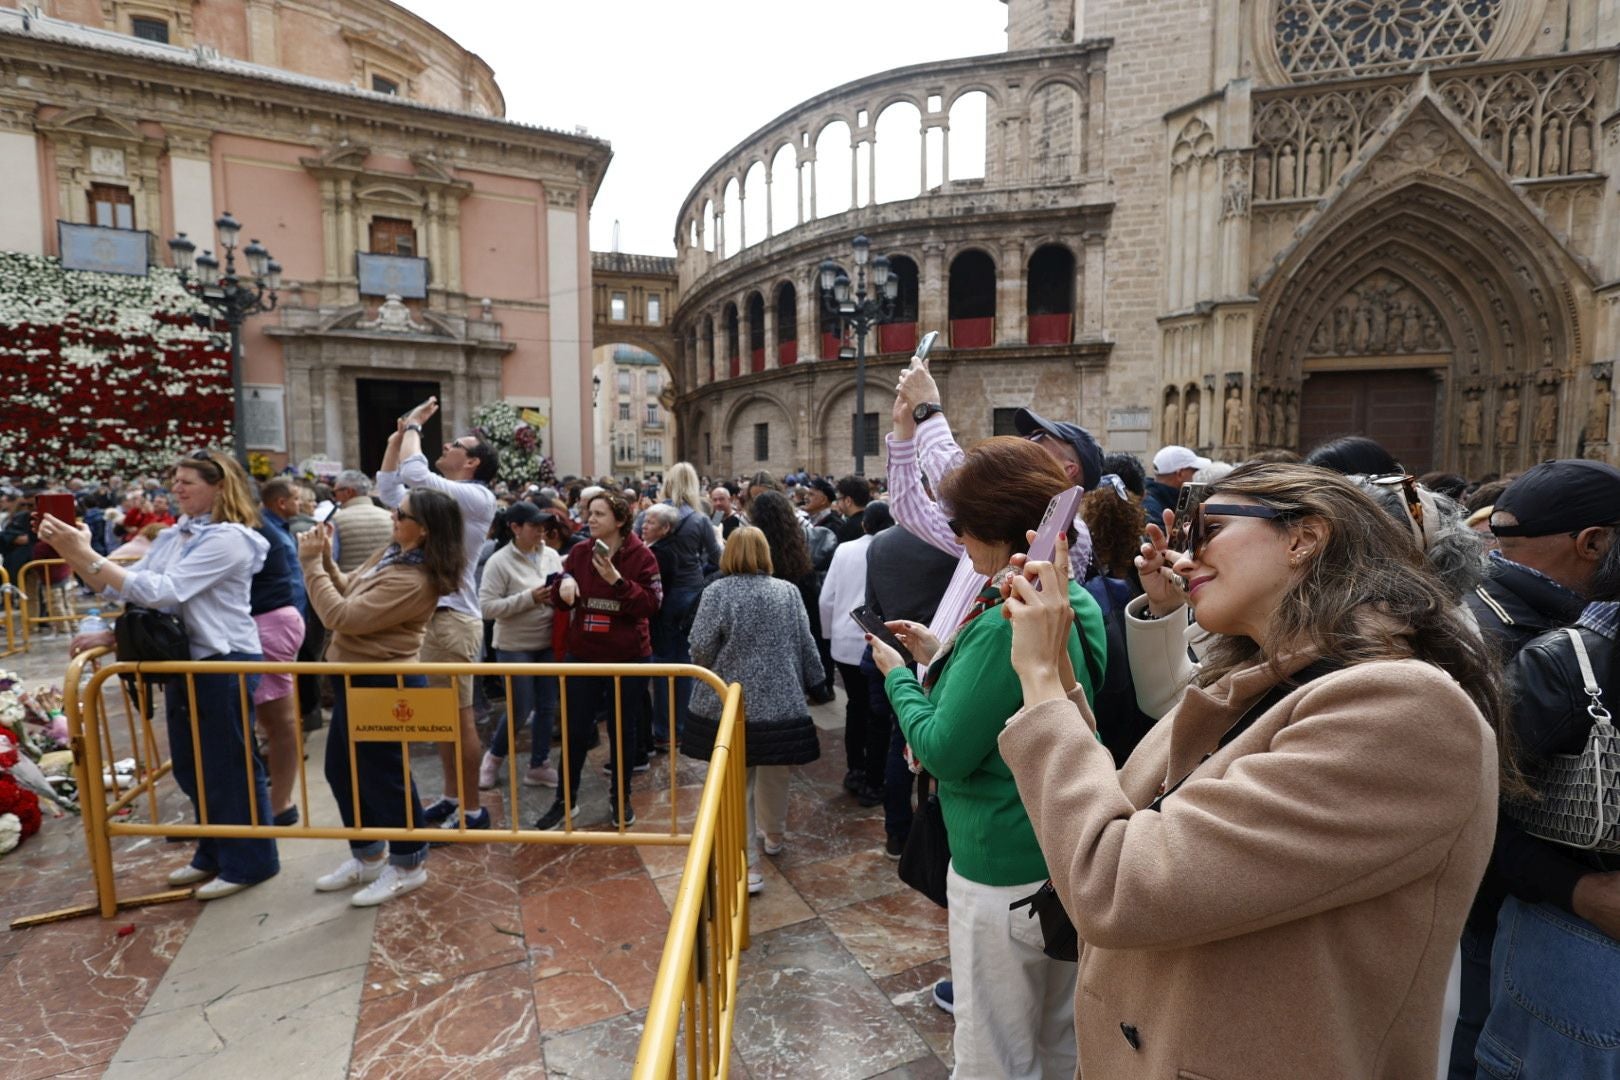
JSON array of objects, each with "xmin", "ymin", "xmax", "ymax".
[{"xmin": 420, "ymin": 608, "xmax": 483, "ymax": 708}]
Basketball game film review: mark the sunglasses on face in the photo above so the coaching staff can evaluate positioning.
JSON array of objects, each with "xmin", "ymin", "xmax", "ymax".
[
  {"xmin": 394, "ymin": 507, "xmax": 418, "ymax": 524},
  {"xmin": 947, "ymin": 518, "xmax": 964, "ymax": 538},
  {"xmin": 1185, "ymin": 502, "xmax": 1283, "ymax": 558}
]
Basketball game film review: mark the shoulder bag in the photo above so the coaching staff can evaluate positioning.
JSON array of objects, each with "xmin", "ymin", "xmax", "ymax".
[
  {"xmin": 897, "ymin": 769, "xmax": 950, "ymax": 908},
  {"xmin": 114, "ymin": 606, "xmax": 190, "ymax": 663},
  {"xmin": 1504, "ymin": 627, "xmax": 1620, "ymax": 854}
]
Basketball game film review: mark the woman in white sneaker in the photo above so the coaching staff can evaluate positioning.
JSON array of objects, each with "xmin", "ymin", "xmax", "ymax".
[
  {"xmin": 477, "ymin": 501, "xmax": 565, "ymax": 791},
  {"xmin": 299, "ymin": 488, "xmax": 464, "ymax": 906}
]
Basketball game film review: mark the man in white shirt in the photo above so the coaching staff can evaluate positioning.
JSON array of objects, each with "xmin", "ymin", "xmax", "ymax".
[
  {"xmin": 378, "ymin": 397, "xmax": 499, "ymax": 830},
  {"xmin": 817, "ymin": 502, "xmax": 893, "ymax": 806}
]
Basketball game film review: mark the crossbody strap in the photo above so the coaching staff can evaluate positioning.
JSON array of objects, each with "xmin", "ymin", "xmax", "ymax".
[{"xmin": 1566, "ymin": 627, "xmax": 1613, "ymax": 726}]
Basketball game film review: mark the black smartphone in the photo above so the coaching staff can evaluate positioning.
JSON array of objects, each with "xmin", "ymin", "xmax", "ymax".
[
  {"xmin": 849, "ymin": 605, "xmax": 915, "ymax": 666},
  {"xmin": 1169, "ymin": 482, "xmax": 1207, "ymax": 552},
  {"xmin": 544, "ymin": 572, "xmax": 562, "ymax": 589}
]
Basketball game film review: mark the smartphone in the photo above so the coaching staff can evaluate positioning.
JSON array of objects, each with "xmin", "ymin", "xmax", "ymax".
[
  {"xmin": 1169, "ymin": 482, "xmax": 1208, "ymax": 552},
  {"xmin": 592, "ymin": 538, "xmax": 611, "ymax": 559},
  {"xmin": 913, "ymin": 330, "xmax": 940, "ymax": 365},
  {"xmin": 1025, "ymin": 486, "xmax": 1084, "ymax": 583},
  {"xmin": 544, "ymin": 572, "xmax": 562, "ymax": 589},
  {"xmin": 33, "ymin": 493, "xmax": 78, "ymax": 554},
  {"xmin": 849, "ymin": 605, "xmax": 915, "ymax": 666}
]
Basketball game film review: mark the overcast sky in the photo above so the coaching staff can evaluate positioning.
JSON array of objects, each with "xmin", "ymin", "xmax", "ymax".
[{"xmin": 395, "ymin": 1, "xmax": 1010, "ymax": 255}]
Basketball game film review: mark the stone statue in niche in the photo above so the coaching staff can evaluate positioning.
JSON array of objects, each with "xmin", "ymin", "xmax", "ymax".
[
  {"xmin": 1271, "ymin": 392, "xmax": 1286, "ymax": 449},
  {"xmin": 1542, "ymin": 117, "xmax": 1563, "ymax": 176},
  {"xmin": 1509, "ymin": 125, "xmax": 1531, "ymax": 178},
  {"xmin": 1534, "ymin": 383, "xmax": 1559, "ymax": 445},
  {"xmin": 1459, "ymin": 390, "xmax": 1483, "ymax": 446},
  {"xmin": 1278, "ymin": 145, "xmax": 1297, "ymax": 198},
  {"xmin": 1285, "ymin": 392, "xmax": 1299, "ymax": 448},
  {"xmin": 1352, "ymin": 305, "xmax": 1373, "ymax": 352},
  {"xmin": 1309, "ymin": 318, "xmax": 1332, "ymax": 354},
  {"xmin": 1403, "ymin": 304, "xmax": 1424, "ymax": 351},
  {"xmin": 1386, "ymin": 305, "xmax": 1405, "ymax": 352},
  {"xmin": 1586, "ymin": 377, "xmax": 1612, "ymax": 444},
  {"xmin": 1304, "ymin": 142, "xmax": 1324, "ymax": 196},
  {"xmin": 1422, "ymin": 315, "xmax": 1444, "ymax": 350},
  {"xmin": 1497, "ymin": 385, "xmax": 1521, "ymax": 446},
  {"xmin": 1330, "ymin": 139, "xmax": 1350, "ymax": 180},
  {"xmin": 1368, "ymin": 295, "xmax": 1389, "ymax": 353},
  {"xmin": 1571, "ymin": 123, "xmax": 1594, "ymax": 172},
  {"xmin": 1183, "ymin": 394, "xmax": 1201, "ymax": 447},
  {"xmin": 1333, "ymin": 307, "xmax": 1351, "ymax": 352},
  {"xmin": 1256, "ymin": 390, "xmax": 1273, "ymax": 446},
  {"xmin": 1224, "ymin": 384, "xmax": 1244, "ymax": 446},
  {"xmin": 1254, "ymin": 151, "xmax": 1272, "ymax": 199},
  {"xmin": 1163, "ymin": 397, "xmax": 1181, "ymax": 443}
]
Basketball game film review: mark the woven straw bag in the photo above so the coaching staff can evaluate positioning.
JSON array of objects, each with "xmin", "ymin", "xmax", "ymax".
[{"xmin": 1503, "ymin": 628, "xmax": 1620, "ymax": 854}]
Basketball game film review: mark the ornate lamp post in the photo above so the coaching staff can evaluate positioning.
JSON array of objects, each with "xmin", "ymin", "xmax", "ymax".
[
  {"xmin": 166, "ymin": 212, "xmax": 280, "ymax": 467},
  {"xmin": 819, "ymin": 233, "xmax": 898, "ymax": 476}
]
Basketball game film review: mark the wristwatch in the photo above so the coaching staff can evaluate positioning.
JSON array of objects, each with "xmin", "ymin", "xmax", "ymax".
[
  {"xmin": 912, "ymin": 402, "xmax": 945, "ymax": 424},
  {"xmin": 405, "ymin": 422, "xmax": 424, "ymax": 434},
  {"xmin": 86, "ymin": 557, "xmax": 106, "ymax": 576}
]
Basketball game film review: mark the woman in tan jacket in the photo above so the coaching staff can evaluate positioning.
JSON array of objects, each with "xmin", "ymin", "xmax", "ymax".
[
  {"xmin": 297, "ymin": 488, "xmax": 464, "ymax": 907},
  {"xmin": 994, "ymin": 464, "xmax": 1511, "ymax": 1080}
]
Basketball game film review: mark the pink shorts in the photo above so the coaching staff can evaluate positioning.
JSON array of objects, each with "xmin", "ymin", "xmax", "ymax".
[{"xmin": 252, "ymin": 606, "xmax": 306, "ymax": 705}]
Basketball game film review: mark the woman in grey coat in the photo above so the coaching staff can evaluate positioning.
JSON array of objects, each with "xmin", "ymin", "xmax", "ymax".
[{"xmin": 683, "ymin": 526, "xmax": 825, "ymax": 894}]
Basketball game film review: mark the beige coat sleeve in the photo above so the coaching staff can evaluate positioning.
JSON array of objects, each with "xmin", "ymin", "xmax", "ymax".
[
  {"xmin": 997, "ymin": 661, "xmax": 1495, "ymax": 952},
  {"xmin": 1123, "ymin": 593, "xmax": 1196, "ymax": 719},
  {"xmin": 303, "ymin": 561, "xmax": 436, "ymax": 637}
]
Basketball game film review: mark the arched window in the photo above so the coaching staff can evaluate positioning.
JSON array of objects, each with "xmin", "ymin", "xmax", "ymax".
[
  {"xmin": 1026, "ymin": 244, "xmax": 1075, "ymax": 345},
  {"xmin": 770, "ymin": 143, "xmax": 798, "ymax": 235},
  {"xmin": 948, "ymin": 249, "xmax": 996, "ymax": 349},
  {"xmin": 724, "ymin": 303, "xmax": 740, "ymax": 378},
  {"xmin": 746, "ymin": 291, "xmax": 766, "ymax": 373},
  {"xmin": 1027, "ymin": 83, "xmax": 1082, "ymax": 182},
  {"xmin": 722, "ymin": 178, "xmax": 742, "ymax": 259},
  {"xmin": 743, "ymin": 161, "xmax": 767, "ymax": 249},
  {"xmin": 701, "ymin": 315, "xmax": 716, "ymax": 382},
  {"xmin": 776, "ymin": 282, "xmax": 798, "ymax": 366},
  {"xmin": 874, "ymin": 101, "xmax": 923, "ymax": 204},
  {"xmin": 814, "ymin": 120, "xmax": 852, "ymax": 218},
  {"xmin": 878, "ymin": 255, "xmax": 920, "ymax": 354},
  {"xmin": 688, "ymin": 218, "xmax": 698, "ymax": 249},
  {"xmin": 702, "ymin": 200, "xmax": 715, "ymax": 253},
  {"xmin": 1274, "ymin": 0, "xmax": 1502, "ymax": 81},
  {"xmin": 948, "ymin": 91, "xmax": 988, "ymax": 181},
  {"xmin": 819, "ymin": 263, "xmax": 848, "ymax": 359}
]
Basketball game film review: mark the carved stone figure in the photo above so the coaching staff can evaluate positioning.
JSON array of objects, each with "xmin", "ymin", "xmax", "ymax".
[
  {"xmin": 1422, "ymin": 315, "xmax": 1444, "ymax": 350},
  {"xmin": 1571, "ymin": 123, "xmax": 1594, "ymax": 172},
  {"xmin": 1330, "ymin": 138, "xmax": 1350, "ymax": 180},
  {"xmin": 1459, "ymin": 391, "xmax": 1483, "ymax": 446},
  {"xmin": 1352, "ymin": 305, "xmax": 1373, "ymax": 352},
  {"xmin": 1285, "ymin": 392, "xmax": 1299, "ymax": 448},
  {"xmin": 1333, "ymin": 307, "xmax": 1351, "ymax": 352},
  {"xmin": 1254, "ymin": 151, "xmax": 1272, "ymax": 199},
  {"xmin": 1402, "ymin": 303, "xmax": 1424, "ymax": 350},
  {"xmin": 1534, "ymin": 384, "xmax": 1559, "ymax": 444},
  {"xmin": 1368, "ymin": 294, "xmax": 1388, "ymax": 352},
  {"xmin": 1585, "ymin": 377, "xmax": 1612, "ymax": 444},
  {"xmin": 1304, "ymin": 141, "xmax": 1323, "ymax": 195},
  {"xmin": 1309, "ymin": 318, "xmax": 1332, "ymax": 354},
  {"xmin": 1509, "ymin": 125, "xmax": 1531, "ymax": 178},
  {"xmin": 1271, "ymin": 392, "xmax": 1286, "ymax": 449},
  {"xmin": 1497, "ymin": 386, "xmax": 1521, "ymax": 446},
  {"xmin": 1256, "ymin": 390, "xmax": 1273, "ymax": 446},
  {"xmin": 1163, "ymin": 398, "xmax": 1181, "ymax": 443},
  {"xmin": 1542, "ymin": 117, "xmax": 1562, "ymax": 176},
  {"xmin": 1386, "ymin": 305, "xmax": 1405, "ymax": 353},
  {"xmin": 1224, "ymin": 384, "xmax": 1244, "ymax": 446},
  {"xmin": 359, "ymin": 294, "xmax": 428, "ymax": 334},
  {"xmin": 1278, "ymin": 145, "xmax": 1297, "ymax": 197},
  {"xmin": 1183, "ymin": 394, "xmax": 1201, "ymax": 446}
]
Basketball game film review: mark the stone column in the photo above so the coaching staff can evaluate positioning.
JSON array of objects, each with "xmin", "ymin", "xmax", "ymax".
[
  {"xmin": 321, "ymin": 364, "xmax": 343, "ymax": 462},
  {"xmin": 799, "ymin": 275, "xmax": 822, "ymax": 362},
  {"xmin": 763, "ymin": 299, "xmax": 778, "ymax": 370},
  {"xmin": 919, "ymin": 243, "xmax": 947, "ymax": 338},
  {"xmin": 997, "ymin": 238, "xmax": 1027, "ymax": 346},
  {"xmin": 739, "ymin": 294, "xmax": 754, "ymax": 375},
  {"xmin": 1081, "ymin": 230, "xmax": 1106, "ymax": 334}
]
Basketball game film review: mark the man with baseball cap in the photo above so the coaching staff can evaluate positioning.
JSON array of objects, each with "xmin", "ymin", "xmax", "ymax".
[
  {"xmin": 1447, "ymin": 457, "xmax": 1620, "ymax": 1075},
  {"xmin": 1143, "ymin": 445, "xmax": 1213, "ymax": 526}
]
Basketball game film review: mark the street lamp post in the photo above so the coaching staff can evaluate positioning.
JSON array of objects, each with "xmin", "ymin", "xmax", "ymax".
[
  {"xmin": 166, "ymin": 212, "xmax": 280, "ymax": 468},
  {"xmin": 819, "ymin": 234, "xmax": 898, "ymax": 476}
]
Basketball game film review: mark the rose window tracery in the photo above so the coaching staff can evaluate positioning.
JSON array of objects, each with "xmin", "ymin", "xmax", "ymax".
[{"xmin": 1274, "ymin": 0, "xmax": 1502, "ymax": 81}]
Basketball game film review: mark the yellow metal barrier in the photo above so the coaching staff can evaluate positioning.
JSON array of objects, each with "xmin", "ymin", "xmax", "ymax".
[
  {"xmin": 0, "ymin": 566, "xmax": 19, "ymax": 658},
  {"xmin": 12, "ymin": 556, "xmax": 137, "ymax": 652},
  {"xmin": 33, "ymin": 650, "xmax": 750, "ymax": 1076}
]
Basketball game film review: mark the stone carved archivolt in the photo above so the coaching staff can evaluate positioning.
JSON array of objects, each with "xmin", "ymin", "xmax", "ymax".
[
  {"xmin": 1303, "ymin": 271, "xmax": 1450, "ymax": 356},
  {"xmin": 1252, "ymin": 59, "xmax": 1605, "ymax": 203},
  {"xmin": 1273, "ymin": 0, "xmax": 1502, "ymax": 82}
]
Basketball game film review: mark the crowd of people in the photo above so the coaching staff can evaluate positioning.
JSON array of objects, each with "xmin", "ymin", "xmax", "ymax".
[{"xmin": 12, "ymin": 359, "xmax": 1620, "ymax": 1076}]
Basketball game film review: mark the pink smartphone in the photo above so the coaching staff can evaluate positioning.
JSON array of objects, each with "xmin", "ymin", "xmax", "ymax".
[{"xmin": 1025, "ymin": 486, "xmax": 1084, "ymax": 586}]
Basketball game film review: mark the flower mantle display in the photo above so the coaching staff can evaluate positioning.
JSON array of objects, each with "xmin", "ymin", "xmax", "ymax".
[
  {"xmin": 0, "ymin": 251, "xmax": 232, "ymax": 484},
  {"xmin": 472, "ymin": 400, "xmax": 557, "ymax": 489}
]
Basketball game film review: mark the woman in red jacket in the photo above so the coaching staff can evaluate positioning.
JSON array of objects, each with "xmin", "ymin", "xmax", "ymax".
[{"xmin": 535, "ymin": 491, "xmax": 662, "ymax": 831}]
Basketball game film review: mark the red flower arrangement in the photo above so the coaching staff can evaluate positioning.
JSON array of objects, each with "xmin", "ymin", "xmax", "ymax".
[
  {"xmin": 0, "ymin": 740, "xmax": 42, "ymax": 846},
  {"xmin": 0, "ymin": 253, "xmax": 233, "ymax": 483}
]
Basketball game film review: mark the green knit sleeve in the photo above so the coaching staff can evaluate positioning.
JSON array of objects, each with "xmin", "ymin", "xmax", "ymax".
[{"xmin": 887, "ymin": 615, "xmax": 1026, "ymax": 782}]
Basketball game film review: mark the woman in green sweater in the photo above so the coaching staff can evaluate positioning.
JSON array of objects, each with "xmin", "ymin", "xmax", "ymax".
[{"xmin": 870, "ymin": 436, "xmax": 1106, "ymax": 1080}]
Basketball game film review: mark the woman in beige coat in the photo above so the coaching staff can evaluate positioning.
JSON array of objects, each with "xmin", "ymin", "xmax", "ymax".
[{"xmin": 994, "ymin": 463, "xmax": 1512, "ymax": 1080}]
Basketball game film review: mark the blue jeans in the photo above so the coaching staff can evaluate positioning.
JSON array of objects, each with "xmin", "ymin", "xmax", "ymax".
[
  {"xmin": 1476, "ymin": 896, "xmax": 1620, "ymax": 1079},
  {"xmin": 651, "ymin": 587, "xmax": 699, "ymax": 743},
  {"xmin": 488, "ymin": 647, "xmax": 557, "ymax": 765},
  {"xmin": 1448, "ymin": 920, "xmax": 1494, "ymax": 1079},
  {"xmin": 324, "ymin": 674, "xmax": 428, "ymax": 868},
  {"xmin": 164, "ymin": 653, "xmax": 279, "ymax": 885}
]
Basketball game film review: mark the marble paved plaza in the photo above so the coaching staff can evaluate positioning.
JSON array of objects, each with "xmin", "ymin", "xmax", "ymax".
[{"xmin": 1, "ymin": 637, "xmax": 953, "ymax": 1078}]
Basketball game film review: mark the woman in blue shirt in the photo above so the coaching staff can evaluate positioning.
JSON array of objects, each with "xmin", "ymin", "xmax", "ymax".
[{"xmin": 48, "ymin": 450, "xmax": 279, "ymax": 899}]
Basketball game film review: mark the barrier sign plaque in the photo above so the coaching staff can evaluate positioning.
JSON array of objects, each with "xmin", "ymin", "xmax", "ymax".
[{"xmin": 347, "ymin": 686, "xmax": 460, "ymax": 742}]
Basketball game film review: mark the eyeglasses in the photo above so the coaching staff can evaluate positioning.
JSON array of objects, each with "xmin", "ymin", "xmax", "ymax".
[
  {"xmin": 1185, "ymin": 502, "xmax": 1283, "ymax": 558},
  {"xmin": 394, "ymin": 508, "xmax": 418, "ymax": 524}
]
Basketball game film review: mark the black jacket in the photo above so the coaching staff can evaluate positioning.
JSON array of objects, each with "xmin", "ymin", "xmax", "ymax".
[
  {"xmin": 1464, "ymin": 556, "xmax": 1600, "ymax": 937},
  {"xmin": 652, "ymin": 506, "xmax": 721, "ymax": 591},
  {"xmin": 864, "ymin": 525, "xmax": 958, "ymax": 625},
  {"xmin": 1495, "ymin": 624, "xmax": 1619, "ymax": 919},
  {"xmin": 1142, "ymin": 479, "xmax": 1178, "ymax": 528}
]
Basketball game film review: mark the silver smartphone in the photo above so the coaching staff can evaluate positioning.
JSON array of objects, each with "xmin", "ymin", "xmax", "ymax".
[{"xmin": 914, "ymin": 330, "xmax": 939, "ymax": 364}]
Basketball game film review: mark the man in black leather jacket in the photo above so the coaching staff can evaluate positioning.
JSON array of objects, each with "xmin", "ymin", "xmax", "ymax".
[{"xmin": 1449, "ymin": 459, "xmax": 1620, "ymax": 1077}]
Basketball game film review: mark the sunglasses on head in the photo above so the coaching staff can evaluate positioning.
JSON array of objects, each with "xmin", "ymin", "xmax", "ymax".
[
  {"xmin": 1184, "ymin": 501, "xmax": 1283, "ymax": 558},
  {"xmin": 1354, "ymin": 472, "xmax": 1423, "ymax": 529}
]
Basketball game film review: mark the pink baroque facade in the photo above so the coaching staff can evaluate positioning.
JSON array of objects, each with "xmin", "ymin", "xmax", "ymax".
[{"xmin": 0, "ymin": 0, "xmax": 611, "ymax": 475}]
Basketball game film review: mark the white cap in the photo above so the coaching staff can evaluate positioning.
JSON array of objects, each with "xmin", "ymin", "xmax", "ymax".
[{"xmin": 1152, "ymin": 445, "xmax": 1213, "ymax": 474}]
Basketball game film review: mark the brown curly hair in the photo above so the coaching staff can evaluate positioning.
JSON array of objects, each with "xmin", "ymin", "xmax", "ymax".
[{"xmin": 1081, "ymin": 488, "xmax": 1146, "ymax": 578}]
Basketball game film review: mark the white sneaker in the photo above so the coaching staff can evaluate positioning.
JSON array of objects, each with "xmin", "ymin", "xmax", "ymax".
[
  {"xmin": 478, "ymin": 751, "xmax": 501, "ymax": 790},
  {"xmin": 315, "ymin": 856, "xmax": 385, "ymax": 892},
  {"xmin": 167, "ymin": 864, "xmax": 214, "ymax": 886},
  {"xmin": 350, "ymin": 864, "xmax": 427, "ymax": 907},
  {"xmin": 747, "ymin": 872, "xmax": 764, "ymax": 895}
]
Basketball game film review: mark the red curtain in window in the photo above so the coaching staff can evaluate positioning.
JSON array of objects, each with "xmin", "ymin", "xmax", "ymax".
[
  {"xmin": 949, "ymin": 318, "xmax": 994, "ymax": 349},
  {"xmin": 877, "ymin": 323, "xmax": 918, "ymax": 355},
  {"xmin": 751, "ymin": 348, "xmax": 765, "ymax": 373},
  {"xmin": 729, "ymin": 353, "xmax": 740, "ymax": 378},
  {"xmin": 778, "ymin": 340, "xmax": 798, "ymax": 366},
  {"xmin": 822, "ymin": 332, "xmax": 842, "ymax": 360},
  {"xmin": 1027, "ymin": 314, "xmax": 1071, "ymax": 345}
]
